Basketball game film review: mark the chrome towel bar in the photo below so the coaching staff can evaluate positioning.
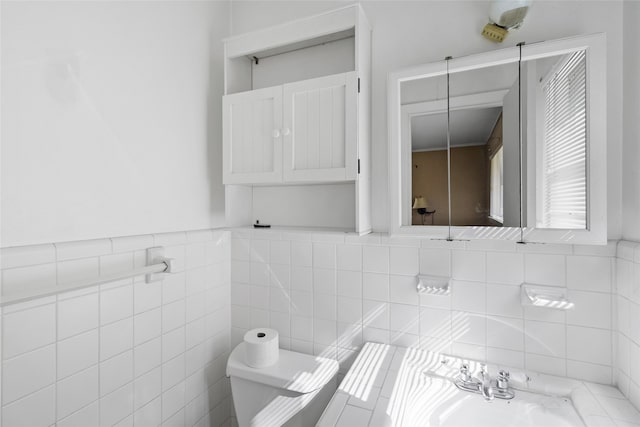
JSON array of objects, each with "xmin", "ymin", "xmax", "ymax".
[{"xmin": 0, "ymin": 247, "xmax": 173, "ymax": 307}]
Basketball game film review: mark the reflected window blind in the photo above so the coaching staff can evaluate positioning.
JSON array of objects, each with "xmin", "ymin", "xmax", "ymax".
[
  {"xmin": 541, "ymin": 50, "xmax": 587, "ymax": 228},
  {"xmin": 490, "ymin": 146, "xmax": 504, "ymax": 222}
]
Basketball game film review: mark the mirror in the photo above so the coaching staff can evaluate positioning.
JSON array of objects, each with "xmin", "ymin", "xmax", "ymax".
[
  {"xmin": 401, "ymin": 74, "xmax": 449, "ymax": 226},
  {"xmin": 448, "ymin": 61, "xmax": 520, "ymax": 227},
  {"xmin": 389, "ymin": 33, "xmax": 606, "ymax": 243}
]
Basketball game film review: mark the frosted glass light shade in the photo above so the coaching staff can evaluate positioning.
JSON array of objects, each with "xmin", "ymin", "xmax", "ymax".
[{"xmin": 489, "ymin": 0, "xmax": 532, "ymax": 29}]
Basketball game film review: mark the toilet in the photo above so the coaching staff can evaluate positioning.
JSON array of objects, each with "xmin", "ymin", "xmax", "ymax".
[{"xmin": 227, "ymin": 342, "xmax": 339, "ymax": 427}]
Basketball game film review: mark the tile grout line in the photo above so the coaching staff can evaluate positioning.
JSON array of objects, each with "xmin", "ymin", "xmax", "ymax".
[
  {"xmin": 96, "ymin": 240, "xmax": 112, "ymax": 425},
  {"xmin": 611, "ymin": 255, "xmax": 616, "ymax": 387},
  {"xmin": 54, "ymin": 242, "xmax": 60, "ymax": 425},
  {"xmin": 483, "ymin": 251, "xmax": 488, "ymax": 363},
  {"xmin": 449, "ymin": 250, "xmax": 454, "ymax": 359},
  {"xmin": 0, "ymin": 271, "xmax": 2, "ymax": 427},
  {"xmin": 156, "ymin": 233, "xmax": 165, "ymax": 426},
  {"xmin": 522, "ymin": 250, "xmax": 530, "ymax": 373},
  {"xmin": 564, "ymin": 252, "xmax": 568, "ymax": 377},
  {"xmin": 132, "ymin": 250, "xmax": 140, "ymax": 426},
  {"xmin": 182, "ymin": 254, "xmax": 188, "ymax": 427}
]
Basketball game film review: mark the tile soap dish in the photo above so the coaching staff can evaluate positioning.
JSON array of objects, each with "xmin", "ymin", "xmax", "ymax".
[
  {"xmin": 416, "ymin": 274, "xmax": 451, "ymax": 295},
  {"xmin": 521, "ymin": 283, "xmax": 574, "ymax": 310}
]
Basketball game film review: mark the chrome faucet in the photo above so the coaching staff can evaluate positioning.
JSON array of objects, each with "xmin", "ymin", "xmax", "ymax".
[
  {"xmin": 454, "ymin": 364, "xmax": 514, "ymax": 400},
  {"xmin": 480, "ymin": 365, "xmax": 494, "ymax": 401}
]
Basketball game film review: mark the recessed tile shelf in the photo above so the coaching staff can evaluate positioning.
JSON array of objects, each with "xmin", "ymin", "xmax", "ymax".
[
  {"xmin": 415, "ymin": 274, "xmax": 450, "ymax": 295},
  {"xmin": 521, "ymin": 283, "xmax": 575, "ymax": 310}
]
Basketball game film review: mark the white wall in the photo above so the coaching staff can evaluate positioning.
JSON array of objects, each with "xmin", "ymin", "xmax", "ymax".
[
  {"xmin": 230, "ymin": 0, "xmax": 625, "ymax": 238},
  {"xmin": 1, "ymin": 2, "xmax": 235, "ymax": 425},
  {"xmin": 1, "ymin": 1, "xmax": 228, "ymax": 247},
  {"xmin": 622, "ymin": 0, "xmax": 640, "ymax": 242}
]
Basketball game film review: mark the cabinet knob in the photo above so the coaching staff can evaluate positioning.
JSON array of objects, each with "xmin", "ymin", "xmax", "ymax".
[
  {"xmin": 281, "ymin": 128, "xmax": 291, "ymax": 136},
  {"xmin": 272, "ymin": 129, "xmax": 281, "ymax": 138}
]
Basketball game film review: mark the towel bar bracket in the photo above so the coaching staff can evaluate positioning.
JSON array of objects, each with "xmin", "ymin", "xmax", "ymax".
[{"xmin": 146, "ymin": 247, "xmax": 174, "ymax": 283}]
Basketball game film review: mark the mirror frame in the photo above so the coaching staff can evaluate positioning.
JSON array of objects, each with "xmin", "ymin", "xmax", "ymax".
[{"xmin": 388, "ymin": 33, "xmax": 606, "ymax": 243}]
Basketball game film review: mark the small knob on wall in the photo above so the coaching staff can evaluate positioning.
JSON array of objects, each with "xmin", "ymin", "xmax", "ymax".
[
  {"xmin": 281, "ymin": 128, "xmax": 291, "ymax": 136},
  {"xmin": 272, "ymin": 129, "xmax": 281, "ymax": 138}
]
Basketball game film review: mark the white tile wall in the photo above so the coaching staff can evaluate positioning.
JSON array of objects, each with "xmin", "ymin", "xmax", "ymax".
[
  {"xmin": 230, "ymin": 231, "xmax": 617, "ymax": 386},
  {"xmin": 2, "ymin": 228, "xmax": 630, "ymax": 426},
  {"xmin": 615, "ymin": 240, "xmax": 640, "ymax": 412},
  {"xmin": 0, "ymin": 229, "xmax": 232, "ymax": 427}
]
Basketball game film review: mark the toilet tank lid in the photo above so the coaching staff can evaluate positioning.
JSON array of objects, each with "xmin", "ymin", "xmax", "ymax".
[{"xmin": 226, "ymin": 343, "xmax": 339, "ymax": 394}]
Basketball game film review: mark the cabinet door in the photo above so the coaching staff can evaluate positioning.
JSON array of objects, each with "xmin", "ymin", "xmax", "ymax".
[
  {"xmin": 223, "ymin": 86, "xmax": 283, "ymax": 184},
  {"xmin": 282, "ymin": 72, "xmax": 358, "ymax": 182}
]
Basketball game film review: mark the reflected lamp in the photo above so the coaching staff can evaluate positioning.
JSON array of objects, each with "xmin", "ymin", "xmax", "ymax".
[{"xmin": 412, "ymin": 196, "xmax": 435, "ymax": 225}]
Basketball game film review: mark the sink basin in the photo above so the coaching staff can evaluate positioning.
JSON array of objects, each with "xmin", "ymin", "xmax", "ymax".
[
  {"xmin": 316, "ymin": 343, "xmax": 621, "ymax": 427},
  {"xmin": 374, "ymin": 373, "xmax": 584, "ymax": 427}
]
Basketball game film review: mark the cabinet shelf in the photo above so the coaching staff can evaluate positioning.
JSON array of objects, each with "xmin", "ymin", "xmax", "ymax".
[{"xmin": 243, "ymin": 28, "xmax": 355, "ymax": 62}]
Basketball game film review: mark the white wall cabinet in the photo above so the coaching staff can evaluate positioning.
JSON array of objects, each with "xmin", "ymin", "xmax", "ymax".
[
  {"xmin": 223, "ymin": 71, "xmax": 358, "ymax": 185},
  {"xmin": 223, "ymin": 5, "xmax": 371, "ymax": 233},
  {"xmin": 284, "ymin": 72, "xmax": 358, "ymax": 183},
  {"xmin": 223, "ymin": 86, "xmax": 282, "ymax": 184}
]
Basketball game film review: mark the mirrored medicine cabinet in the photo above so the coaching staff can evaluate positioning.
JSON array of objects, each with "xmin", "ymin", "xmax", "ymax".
[{"xmin": 389, "ymin": 33, "xmax": 606, "ymax": 244}]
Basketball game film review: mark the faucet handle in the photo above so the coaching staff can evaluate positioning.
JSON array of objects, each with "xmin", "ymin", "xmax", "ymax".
[
  {"xmin": 459, "ymin": 364, "xmax": 472, "ymax": 382},
  {"xmin": 497, "ymin": 370, "xmax": 510, "ymax": 390}
]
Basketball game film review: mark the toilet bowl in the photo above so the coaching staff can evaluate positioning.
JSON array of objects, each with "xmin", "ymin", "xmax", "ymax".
[{"xmin": 227, "ymin": 342, "xmax": 339, "ymax": 427}]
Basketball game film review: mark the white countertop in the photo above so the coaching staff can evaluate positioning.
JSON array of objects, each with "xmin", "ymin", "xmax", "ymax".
[{"xmin": 317, "ymin": 342, "xmax": 640, "ymax": 427}]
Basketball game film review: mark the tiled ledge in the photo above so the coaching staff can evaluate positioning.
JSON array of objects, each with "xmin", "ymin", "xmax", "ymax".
[
  {"xmin": 228, "ymin": 225, "xmax": 620, "ymax": 254},
  {"xmin": 318, "ymin": 343, "xmax": 640, "ymax": 427},
  {"xmin": 3, "ymin": 226, "xmax": 621, "ymax": 254}
]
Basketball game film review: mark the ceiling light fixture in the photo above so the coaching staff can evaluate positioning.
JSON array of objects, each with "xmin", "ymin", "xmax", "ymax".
[{"xmin": 482, "ymin": 0, "xmax": 533, "ymax": 43}]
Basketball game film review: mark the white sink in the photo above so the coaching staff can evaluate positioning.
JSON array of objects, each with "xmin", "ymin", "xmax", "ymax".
[
  {"xmin": 371, "ymin": 374, "xmax": 584, "ymax": 427},
  {"xmin": 317, "ymin": 343, "xmax": 637, "ymax": 427}
]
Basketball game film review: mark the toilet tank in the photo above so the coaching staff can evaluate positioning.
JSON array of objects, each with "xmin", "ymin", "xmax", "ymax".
[{"xmin": 227, "ymin": 343, "xmax": 339, "ymax": 427}]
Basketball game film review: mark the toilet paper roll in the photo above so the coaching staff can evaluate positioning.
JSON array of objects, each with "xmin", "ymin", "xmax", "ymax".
[{"xmin": 244, "ymin": 328, "xmax": 279, "ymax": 368}]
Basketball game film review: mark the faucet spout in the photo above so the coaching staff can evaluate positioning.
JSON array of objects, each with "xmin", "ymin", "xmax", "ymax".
[{"xmin": 480, "ymin": 365, "xmax": 494, "ymax": 401}]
